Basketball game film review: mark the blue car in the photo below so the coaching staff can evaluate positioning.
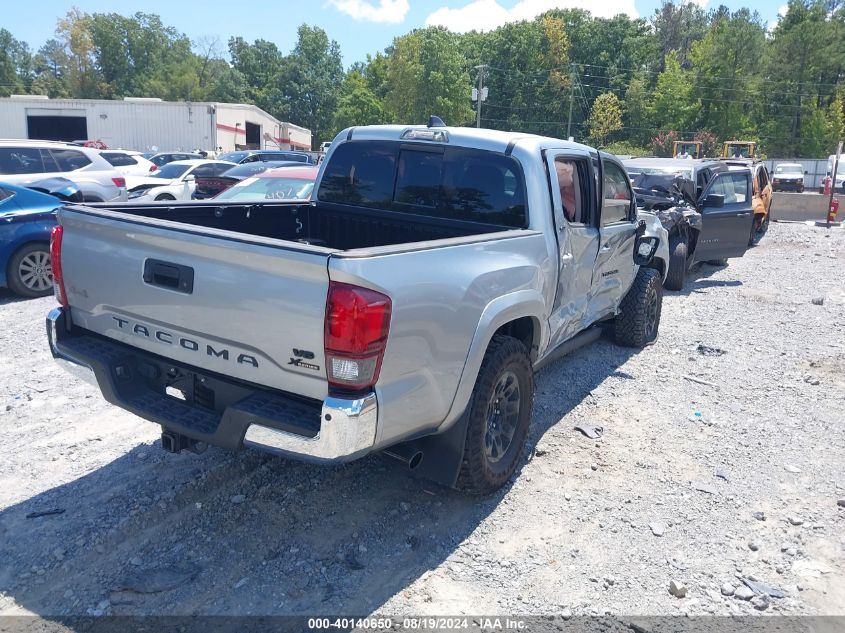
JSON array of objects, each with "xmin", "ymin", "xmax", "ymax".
[{"xmin": 1, "ymin": 179, "xmax": 80, "ymax": 298}]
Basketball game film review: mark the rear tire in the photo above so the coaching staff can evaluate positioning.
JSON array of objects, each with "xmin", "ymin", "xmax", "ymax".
[
  {"xmin": 455, "ymin": 335, "xmax": 534, "ymax": 495},
  {"xmin": 664, "ymin": 236, "xmax": 687, "ymax": 291},
  {"xmin": 155, "ymin": 193, "xmax": 176, "ymax": 201},
  {"xmin": 6, "ymin": 243, "xmax": 53, "ymax": 298},
  {"xmin": 614, "ymin": 267, "xmax": 662, "ymax": 348}
]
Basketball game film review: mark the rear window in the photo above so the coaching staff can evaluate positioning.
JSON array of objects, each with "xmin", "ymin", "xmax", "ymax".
[
  {"xmin": 0, "ymin": 147, "xmax": 45, "ymax": 174},
  {"xmin": 102, "ymin": 152, "xmax": 138, "ymax": 167},
  {"xmin": 50, "ymin": 149, "xmax": 92, "ymax": 171},
  {"xmin": 317, "ymin": 141, "xmax": 527, "ymax": 227}
]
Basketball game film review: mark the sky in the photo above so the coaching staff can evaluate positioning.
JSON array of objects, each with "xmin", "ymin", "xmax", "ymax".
[{"xmin": 5, "ymin": 0, "xmax": 786, "ymax": 67}]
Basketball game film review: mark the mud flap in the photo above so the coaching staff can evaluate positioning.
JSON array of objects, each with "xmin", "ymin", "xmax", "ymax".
[{"xmin": 402, "ymin": 408, "xmax": 471, "ymax": 489}]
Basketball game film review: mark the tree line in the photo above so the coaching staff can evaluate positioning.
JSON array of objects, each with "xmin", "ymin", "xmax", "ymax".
[{"xmin": 1, "ymin": 1, "xmax": 843, "ymax": 157}]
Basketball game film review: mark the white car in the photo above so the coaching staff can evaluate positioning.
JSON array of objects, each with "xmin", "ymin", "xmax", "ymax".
[
  {"xmin": 0, "ymin": 140, "xmax": 127, "ymax": 202},
  {"xmin": 126, "ymin": 160, "xmax": 235, "ymax": 202},
  {"xmin": 100, "ymin": 150, "xmax": 158, "ymax": 176}
]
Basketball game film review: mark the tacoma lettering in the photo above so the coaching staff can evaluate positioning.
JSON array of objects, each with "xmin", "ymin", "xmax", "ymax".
[{"xmin": 110, "ymin": 316, "xmax": 258, "ymax": 367}]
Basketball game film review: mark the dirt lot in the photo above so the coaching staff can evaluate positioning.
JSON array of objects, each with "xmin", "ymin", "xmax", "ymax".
[{"xmin": 0, "ymin": 221, "xmax": 843, "ymax": 620}]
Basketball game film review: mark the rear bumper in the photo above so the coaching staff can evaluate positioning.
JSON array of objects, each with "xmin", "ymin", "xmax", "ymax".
[{"xmin": 46, "ymin": 307, "xmax": 377, "ymax": 463}]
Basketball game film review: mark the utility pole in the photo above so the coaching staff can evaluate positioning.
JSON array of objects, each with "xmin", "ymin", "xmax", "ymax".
[
  {"xmin": 473, "ymin": 64, "xmax": 488, "ymax": 128},
  {"xmin": 566, "ymin": 64, "xmax": 575, "ymax": 141}
]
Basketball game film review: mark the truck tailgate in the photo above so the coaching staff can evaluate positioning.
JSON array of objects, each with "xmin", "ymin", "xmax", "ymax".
[{"xmin": 58, "ymin": 207, "xmax": 333, "ymax": 401}]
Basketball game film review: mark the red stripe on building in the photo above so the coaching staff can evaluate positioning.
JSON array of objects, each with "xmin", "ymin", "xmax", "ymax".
[{"xmin": 216, "ymin": 123, "xmax": 310, "ymax": 149}]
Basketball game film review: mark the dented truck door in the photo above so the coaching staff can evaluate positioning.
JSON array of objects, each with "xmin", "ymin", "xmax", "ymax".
[
  {"xmin": 590, "ymin": 156, "xmax": 638, "ymax": 319},
  {"xmin": 544, "ymin": 149, "xmax": 600, "ymax": 348}
]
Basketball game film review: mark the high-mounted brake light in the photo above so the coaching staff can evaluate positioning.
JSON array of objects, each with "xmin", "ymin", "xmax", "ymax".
[
  {"xmin": 400, "ymin": 129, "xmax": 449, "ymax": 142},
  {"xmin": 324, "ymin": 282, "xmax": 391, "ymax": 391},
  {"xmin": 112, "ymin": 176, "xmax": 126, "ymax": 188},
  {"xmin": 50, "ymin": 225, "xmax": 68, "ymax": 308}
]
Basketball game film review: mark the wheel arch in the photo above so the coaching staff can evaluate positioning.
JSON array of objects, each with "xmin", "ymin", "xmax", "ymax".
[{"xmin": 438, "ymin": 290, "xmax": 546, "ymax": 433}]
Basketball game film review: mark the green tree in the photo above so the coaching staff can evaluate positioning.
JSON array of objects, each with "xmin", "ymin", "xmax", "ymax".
[
  {"xmin": 332, "ymin": 70, "xmax": 386, "ymax": 134},
  {"xmin": 589, "ymin": 92, "xmax": 623, "ymax": 146},
  {"xmin": 623, "ymin": 72, "xmax": 652, "ymax": 146},
  {"xmin": 229, "ymin": 37, "xmax": 284, "ymax": 113},
  {"xmin": 0, "ymin": 28, "xmax": 32, "ymax": 97},
  {"xmin": 650, "ymin": 51, "xmax": 697, "ymax": 134},
  {"xmin": 275, "ymin": 25, "xmax": 344, "ymax": 147},
  {"xmin": 55, "ymin": 8, "xmax": 101, "ymax": 98},
  {"xmin": 31, "ymin": 39, "xmax": 70, "ymax": 97},
  {"xmin": 688, "ymin": 8, "xmax": 766, "ymax": 141},
  {"xmin": 764, "ymin": 0, "xmax": 845, "ymax": 155},
  {"xmin": 650, "ymin": 1, "xmax": 708, "ymax": 68},
  {"xmin": 385, "ymin": 27, "xmax": 473, "ymax": 127}
]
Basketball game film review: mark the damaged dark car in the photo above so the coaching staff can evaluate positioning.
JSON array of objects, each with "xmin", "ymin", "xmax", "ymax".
[{"xmin": 624, "ymin": 159, "xmax": 754, "ymax": 290}]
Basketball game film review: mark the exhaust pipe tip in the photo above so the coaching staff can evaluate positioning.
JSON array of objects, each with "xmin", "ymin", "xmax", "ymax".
[
  {"xmin": 160, "ymin": 431, "xmax": 180, "ymax": 453},
  {"xmin": 384, "ymin": 445, "xmax": 424, "ymax": 470}
]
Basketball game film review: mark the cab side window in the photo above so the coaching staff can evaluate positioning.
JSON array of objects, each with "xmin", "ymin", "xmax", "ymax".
[
  {"xmin": 601, "ymin": 160, "xmax": 632, "ymax": 225},
  {"xmin": 553, "ymin": 157, "xmax": 592, "ymax": 225}
]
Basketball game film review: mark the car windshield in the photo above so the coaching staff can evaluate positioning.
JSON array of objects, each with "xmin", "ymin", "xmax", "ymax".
[
  {"xmin": 217, "ymin": 152, "xmax": 249, "ymax": 163},
  {"xmin": 214, "ymin": 175, "xmax": 315, "ymax": 201},
  {"xmin": 775, "ymin": 165, "xmax": 802, "ymax": 174},
  {"xmin": 152, "ymin": 164, "xmax": 190, "ymax": 179}
]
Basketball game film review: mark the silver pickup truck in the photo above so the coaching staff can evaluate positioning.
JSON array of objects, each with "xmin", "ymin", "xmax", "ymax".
[{"xmin": 47, "ymin": 123, "xmax": 672, "ymax": 493}]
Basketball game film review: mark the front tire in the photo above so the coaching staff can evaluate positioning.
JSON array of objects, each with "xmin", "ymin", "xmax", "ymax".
[
  {"xmin": 455, "ymin": 335, "xmax": 534, "ymax": 495},
  {"xmin": 7, "ymin": 243, "xmax": 53, "ymax": 298},
  {"xmin": 664, "ymin": 236, "xmax": 687, "ymax": 291},
  {"xmin": 614, "ymin": 267, "xmax": 662, "ymax": 348},
  {"xmin": 155, "ymin": 193, "xmax": 176, "ymax": 201}
]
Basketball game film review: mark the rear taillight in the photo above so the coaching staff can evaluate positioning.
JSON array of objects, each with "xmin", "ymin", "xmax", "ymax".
[
  {"xmin": 149, "ymin": 164, "xmax": 157, "ymax": 172},
  {"xmin": 324, "ymin": 282, "xmax": 391, "ymax": 391},
  {"xmin": 50, "ymin": 225, "xmax": 68, "ymax": 307},
  {"xmin": 112, "ymin": 177, "xmax": 126, "ymax": 188}
]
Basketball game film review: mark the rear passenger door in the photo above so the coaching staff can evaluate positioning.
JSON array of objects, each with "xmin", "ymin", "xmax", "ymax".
[
  {"xmin": 589, "ymin": 157, "xmax": 638, "ymax": 320},
  {"xmin": 544, "ymin": 149, "xmax": 601, "ymax": 348},
  {"xmin": 693, "ymin": 171, "xmax": 753, "ymax": 262}
]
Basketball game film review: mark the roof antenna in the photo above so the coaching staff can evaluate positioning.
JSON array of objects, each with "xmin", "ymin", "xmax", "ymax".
[{"xmin": 427, "ymin": 115, "xmax": 446, "ymax": 128}]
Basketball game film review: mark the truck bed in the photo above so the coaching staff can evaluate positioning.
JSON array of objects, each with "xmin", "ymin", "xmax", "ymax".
[{"xmin": 84, "ymin": 200, "xmax": 511, "ymax": 250}]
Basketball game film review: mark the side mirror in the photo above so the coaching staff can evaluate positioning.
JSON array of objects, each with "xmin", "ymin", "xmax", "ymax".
[
  {"xmin": 184, "ymin": 175, "xmax": 196, "ymax": 183},
  {"xmin": 702, "ymin": 193, "xmax": 725, "ymax": 208},
  {"xmin": 634, "ymin": 235, "xmax": 658, "ymax": 266}
]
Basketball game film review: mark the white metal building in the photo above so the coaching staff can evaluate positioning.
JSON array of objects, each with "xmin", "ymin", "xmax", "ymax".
[{"xmin": 0, "ymin": 96, "xmax": 312, "ymax": 153}]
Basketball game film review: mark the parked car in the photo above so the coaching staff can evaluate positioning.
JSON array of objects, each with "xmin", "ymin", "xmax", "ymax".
[
  {"xmin": 191, "ymin": 161, "xmax": 303, "ymax": 200},
  {"xmin": 212, "ymin": 165, "xmax": 319, "ymax": 201},
  {"xmin": 100, "ymin": 150, "xmax": 158, "ymax": 175},
  {"xmin": 624, "ymin": 162, "xmax": 754, "ymax": 290},
  {"xmin": 1, "ymin": 179, "xmax": 81, "ymax": 297},
  {"xmin": 0, "ymin": 140, "xmax": 127, "ymax": 202},
  {"xmin": 771, "ymin": 163, "xmax": 805, "ymax": 193},
  {"xmin": 126, "ymin": 160, "xmax": 235, "ymax": 202},
  {"xmin": 147, "ymin": 152, "xmax": 203, "ymax": 168},
  {"xmin": 216, "ymin": 149, "xmax": 315, "ymax": 165}
]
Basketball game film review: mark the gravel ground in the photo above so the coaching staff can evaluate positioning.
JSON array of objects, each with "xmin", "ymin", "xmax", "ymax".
[{"xmin": 0, "ymin": 221, "xmax": 843, "ymax": 620}]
